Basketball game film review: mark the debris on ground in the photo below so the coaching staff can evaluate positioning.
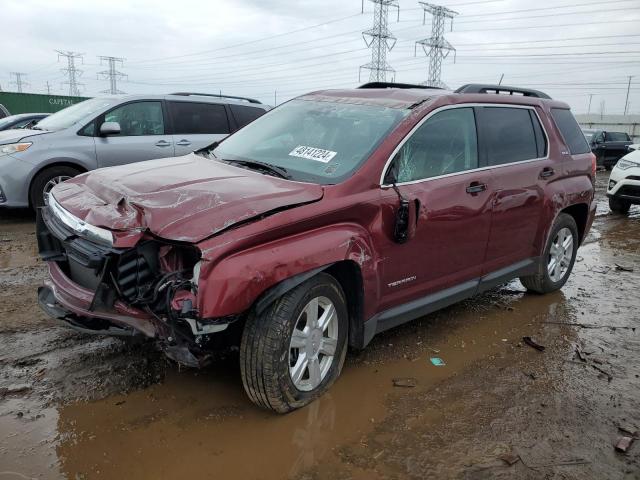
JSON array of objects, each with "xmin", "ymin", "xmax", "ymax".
[
  {"xmin": 0, "ymin": 384, "xmax": 32, "ymax": 397},
  {"xmin": 392, "ymin": 378, "xmax": 417, "ymax": 388},
  {"xmin": 498, "ymin": 453, "xmax": 521, "ymax": 466},
  {"xmin": 523, "ymin": 336, "xmax": 545, "ymax": 352},
  {"xmin": 614, "ymin": 264, "xmax": 634, "ymax": 272},
  {"xmin": 543, "ymin": 321, "xmax": 635, "ymax": 331},
  {"xmin": 430, "ymin": 357, "xmax": 446, "ymax": 366},
  {"xmin": 615, "ymin": 436, "xmax": 634, "ymax": 453}
]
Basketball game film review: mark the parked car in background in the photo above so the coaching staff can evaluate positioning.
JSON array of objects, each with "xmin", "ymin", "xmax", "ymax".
[
  {"xmin": 607, "ymin": 149, "xmax": 640, "ymax": 214},
  {"xmin": 585, "ymin": 130, "xmax": 633, "ymax": 169},
  {"xmin": 627, "ymin": 143, "xmax": 639, "ymax": 152},
  {"xmin": 37, "ymin": 82, "xmax": 596, "ymax": 413},
  {"xmin": 0, "ymin": 113, "xmax": 49, "ymax": 131},
  {"xmin": 0, "ymin": 93, "xmax": 270, "ymax": 208}
]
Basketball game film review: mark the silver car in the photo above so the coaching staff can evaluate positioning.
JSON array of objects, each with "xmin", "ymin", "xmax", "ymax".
[{"xmin": 0, "ymin": 93, "xmax": 269, "ymax": 208}]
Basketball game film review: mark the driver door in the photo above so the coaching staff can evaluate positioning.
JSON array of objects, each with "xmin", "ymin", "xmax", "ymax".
[
  {"xmin": 377, "ymin": 106, "xmax": 493, "ymax": 310},
  {"xmin": 95, "ymin": 101, "xmax": 175, "ymax": 168}
]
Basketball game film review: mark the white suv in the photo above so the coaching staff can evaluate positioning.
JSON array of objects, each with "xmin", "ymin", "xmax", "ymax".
[{"xmin": 607, "ymin": 149, "xmax": 640, "ymax": 214}]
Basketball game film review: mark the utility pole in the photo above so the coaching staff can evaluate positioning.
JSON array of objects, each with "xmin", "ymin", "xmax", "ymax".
[
  {"xmin": 360, "ymin": 0, "xmax": 400, "ymax": 83},
  {"xmin": 415, "ymin": 2, "xmax": 458, "ymax": 88},
  {"xmin": 45, "ymin": 81, "xmax": 52, "ymax": 94},
  {"xmin": 599, "ymin": 100, "xmax": 606, "ymax": 119},
  {"xmin": 587, "ymin": 94, "xmax": 593, "ymax": 115},
  {"xmin": 9, "ymin": 72, "xmax": 28, "ymax": 93},
  {"xmin": 624, "ymin": 75, "xmax": 634, "ymax": 116},
  {"xmin": 56, "ymin": 50, "xmax": 84, "ymax": 96},
  {"xmin": 498, "ymin": 73, "xmax": 504, "ymax": 85},
  {"xmin": 97, "ymin": 56, "xmax": 127, "ymax": 94}
]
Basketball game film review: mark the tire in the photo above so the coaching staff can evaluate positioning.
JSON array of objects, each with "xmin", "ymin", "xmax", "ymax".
[
  {"xmin": 520, "ymin": 213, "xmax": 578, "ymax": 294},
  {"xmin": 609, "ymin": 196, "xmax": 631, "ymax": 214},
  {"xmin": 29, "ymin": 165, "xmax": 81, "ymax": 209},
  {"xmin": 240, "ymin": 272, "xmax": 348, "ymax": 413}
]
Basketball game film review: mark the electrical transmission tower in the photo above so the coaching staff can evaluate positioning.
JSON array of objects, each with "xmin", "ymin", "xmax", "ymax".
[
  {"xmin": 360, "ymin": 0, "xmax": 400, "ymax": 83},
  {"xmin": 97, "ymin": 56, "xmax": 127, "ymax": 94},
  {"xmin": 56, "ymin": 50, "xmax": 84, "ymax": 96},
  {"xmin": 415, "ymin": 2, "xmax": 458, "ymax": 88},
  {"xmin": 10, "ymin": 72, "xmax": 29, "ymax": 93}
]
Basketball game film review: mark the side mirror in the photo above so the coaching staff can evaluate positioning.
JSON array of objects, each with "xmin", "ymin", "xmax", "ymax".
[
  {"xmin": 100, "ymin": 121, "xmax": 121, "ymax": 136},
  {"xmin": 394, "ymin": 198, "xmax": 418, "ymax": 244}
]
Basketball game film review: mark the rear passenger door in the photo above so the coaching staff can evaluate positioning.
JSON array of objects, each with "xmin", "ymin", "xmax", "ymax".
[
  {"xmin": 167, "ymin": 101, "xmax": 230, "ymax": 156},
  {"xmin": 95, "ymin": 101, "xmax": 175, "ymax": 168},
  {"xmin": 478, "ymin": 105, "xmax": 552, "ymax": 275}
]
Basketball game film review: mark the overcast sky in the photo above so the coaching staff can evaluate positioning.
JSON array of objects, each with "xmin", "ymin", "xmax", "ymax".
[{"xmin": 2, "ymin": 0, "xmax": 639, "ymax": 113}]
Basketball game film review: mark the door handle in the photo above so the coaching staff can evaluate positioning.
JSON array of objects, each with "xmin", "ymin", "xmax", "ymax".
[
  {"xmin": 539, "ymin": 167, "xmax": 555, "ymax": 179},
  {"xmin": 466, "ymin": 182, "xmax": 487, "ymax": 195},
  {"xmin": 176, "ymin": 139, "xmax": 191, "ymax": 146},
  {"xmin": 155, "ymin": 140, "xmax": 172, "ymax": 147}
]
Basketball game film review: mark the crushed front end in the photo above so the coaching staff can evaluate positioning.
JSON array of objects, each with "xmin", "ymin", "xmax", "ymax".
[{"xmin": 37, "ymin": 194, "xmax": 236, "ymax": 367}]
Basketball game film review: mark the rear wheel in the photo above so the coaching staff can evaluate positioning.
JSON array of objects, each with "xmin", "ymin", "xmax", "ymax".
[
  {"xmin": 609, "ymin": 196, "xmax": 631, "ymax": 214},
  {"xmin": 520, "ymin": 213, "xmax": 578, "ymax": 294},
  {"xmin": 240, "ymin": 273, "xmax": 348, "ymax": 413},
  {"xmin": 30, "ymin": 165, "xmax": 80, "ymax": 209}
]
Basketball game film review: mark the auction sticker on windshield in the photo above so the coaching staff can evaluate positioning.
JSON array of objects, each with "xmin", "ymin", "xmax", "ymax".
[{"xmin": 289, "ymin": 145, "xmax": 337, "ymax": 163}]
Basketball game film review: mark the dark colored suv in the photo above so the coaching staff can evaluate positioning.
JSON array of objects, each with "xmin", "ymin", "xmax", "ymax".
[{"xmin": 37, "ymin": 83, "xmax": 597, "ymax": 413}]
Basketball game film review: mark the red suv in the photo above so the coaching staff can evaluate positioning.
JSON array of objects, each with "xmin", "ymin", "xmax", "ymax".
[{"xmin": 37, "ymin": 83, "xmax": 597, "ymax": 412}]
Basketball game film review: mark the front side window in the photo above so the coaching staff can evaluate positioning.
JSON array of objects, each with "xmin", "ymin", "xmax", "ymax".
[
  {"xmin": 483, "ymin": 107, "xmax": 540, "ymax": 165},
  {"xmin": 230, "ymin": 104, "xmax": 266, "ymax": 128},
  {"xmin": 213, "ymin": 99, "xmax": 409, "ymax": 184},
  {"xmin": 388, "ymin": 107, "xmax": 478, "ymax": 183},
  {"xmin": 168, "ymin": 101, "xmax": 229, "ymax": 134},
  {"xmin": 104, "ymin": 101, "xmax": 165, "ymax": 136}
]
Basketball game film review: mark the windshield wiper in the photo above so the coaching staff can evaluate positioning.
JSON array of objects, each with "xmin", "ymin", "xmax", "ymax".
[{"xmin": 224, "ymin": 159, "xmax": 291, "ymax": 179}]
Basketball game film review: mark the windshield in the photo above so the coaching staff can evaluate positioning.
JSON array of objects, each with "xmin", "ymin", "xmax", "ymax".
[
  {"xmin": 0, "ymin": 116, "xmax": 20, "ymax": 129},
  {"xmin": 213, "ymin": 99, "xmax": 409, "ymax": 184},
  {"xmin": 35, "ymin": 98, "xmax": 115, "ymax": 132}
]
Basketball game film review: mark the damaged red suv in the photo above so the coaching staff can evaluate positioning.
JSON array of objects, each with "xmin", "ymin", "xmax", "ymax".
[{"xmin": 38, "ymin": 82, "xmax": 596, "ymax": 412}]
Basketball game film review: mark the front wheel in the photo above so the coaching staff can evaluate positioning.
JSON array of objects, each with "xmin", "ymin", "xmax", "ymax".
[
  {"xmin": 30, "ymin": 165, "xmax": 81, "ymax": 209},
  {"xmin": 240, "ymin": 273, "xmax": 348, "ymax": 413},
  {"xmin": 609, "ymin": 196, "xmax": 631, "ymax": 214},
  {"xmin": 520, "ymin": 213, "xmax": 578, "ymax": 294}
]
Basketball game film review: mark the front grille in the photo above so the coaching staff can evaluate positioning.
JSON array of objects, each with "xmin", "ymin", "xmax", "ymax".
[
  {"xmin": 617, "ymin": 185, "xmax": 640, "ymax": 198},
  {"xmin": 627, "ymin": 175, "xmax": 640, "ymax": 181},
  {"xmin": 114, "ymin": 249, "xmax": 156, "ymax": 302}
]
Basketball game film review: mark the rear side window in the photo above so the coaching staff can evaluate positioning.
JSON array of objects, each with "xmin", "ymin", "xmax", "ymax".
[
  {"xmin": 482, "ymin": 107, "xmax": 540, "ymax": 166},
  {"xmin": 168, "ymin": 102, "xmax": 229, "ymax": 134},
  {"xmin": 104, "ymin": 101, "xmax": 165, "ymax": 136},
  {"xmin": 550, "ymin": 108, "xmax": 590, "ymax": 154},
  {"xmin": 230, "ymin": 105, "xmax": 266, "ymax": 128}
]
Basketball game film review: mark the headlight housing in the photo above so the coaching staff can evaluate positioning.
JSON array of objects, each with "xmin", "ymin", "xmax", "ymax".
[
  {"xmin": 49, "ymin": 194, "xmax": 114, "ymax": 246},
  {"xmin": 616, "ymin": 159, "xmax": 639, "ymax": 170},
  {"xmin": 0, "ymin": 142, "xmax": 32, "ymax": 157}
]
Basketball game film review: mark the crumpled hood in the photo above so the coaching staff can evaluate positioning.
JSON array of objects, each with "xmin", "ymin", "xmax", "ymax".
[
  {"xmin": 0, "ymin": 128, "xmax": 50, "ymax": 144},
  {"xmin": 51, "ymin": 153, "xmax": 324, "ymax": 243}
]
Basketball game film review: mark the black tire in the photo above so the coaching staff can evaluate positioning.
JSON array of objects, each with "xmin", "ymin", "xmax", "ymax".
[
  {"xmin": 29, "ymin": 165, "xmax": 81, "ymax": 209},
  {"xmin": 520, "ymin": 213, "xmax": 578, "ymax": 294},
  {"xmin": 240, "ymin": 272, "xmax": 348, "ymax": 413},
  {"xmin": 609, "ymin": 196, "xmax": 631, "ymax": 214}
]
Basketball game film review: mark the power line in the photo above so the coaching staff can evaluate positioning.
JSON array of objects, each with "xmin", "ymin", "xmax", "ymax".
[
  {"xmin": 97, "ymin": 56, "xmax": 127, "ymax": 94},
  {"xmin": 415, "ymin": 2, "xmax": 458, "ymax": 87},
  {"xmin": 56, "ymin": 50, "xmax": 84, "ymax": 96},
  {"xmin": 9, "ymin": 72, "xmax": 28, "ymax": 93},
  {"xmin": 360, "ymin": 0, "xmax": 400, "ymax": 82}
]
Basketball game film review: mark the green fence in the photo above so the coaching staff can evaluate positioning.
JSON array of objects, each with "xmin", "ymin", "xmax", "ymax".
[{"xmin": 0, "ymin": 92, "xmax": 90, "ymax": 115}]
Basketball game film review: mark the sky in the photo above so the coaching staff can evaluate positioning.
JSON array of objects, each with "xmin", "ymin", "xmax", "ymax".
[{"xmin": 2, "ymin": 0, "xmax": 640, "ymax": 114}]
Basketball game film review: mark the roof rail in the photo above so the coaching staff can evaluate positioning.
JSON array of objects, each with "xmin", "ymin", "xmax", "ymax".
[
  {"xmin": 169, "ymin": 92, "xmax": 262, "ymax": 104},
  {"xmin": 358, "ymin": 82, "xmax": 443, "ymax": 91},
  {"xmin": 455, "ymin": 84, "xmax": 551, "ymax": 99}
]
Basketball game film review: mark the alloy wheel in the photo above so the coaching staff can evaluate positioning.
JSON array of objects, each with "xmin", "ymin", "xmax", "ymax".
[
  {"xmin": 43, "ymin": 175, "xmax": 71, "ymax": 206},
  {"xmin": 547, "ymin": 227, "xmax": 574, "ymax": 282}
]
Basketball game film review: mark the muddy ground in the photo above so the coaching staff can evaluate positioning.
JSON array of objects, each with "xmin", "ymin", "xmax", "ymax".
[{"xmin": 0, "ymin": 173, "xmax": 638, "ymax": 479}]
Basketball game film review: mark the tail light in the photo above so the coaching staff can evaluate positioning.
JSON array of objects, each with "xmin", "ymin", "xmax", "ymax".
[{"xmin": 590, "ymin": 153, "xmax": 597, "ymax": 182}]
